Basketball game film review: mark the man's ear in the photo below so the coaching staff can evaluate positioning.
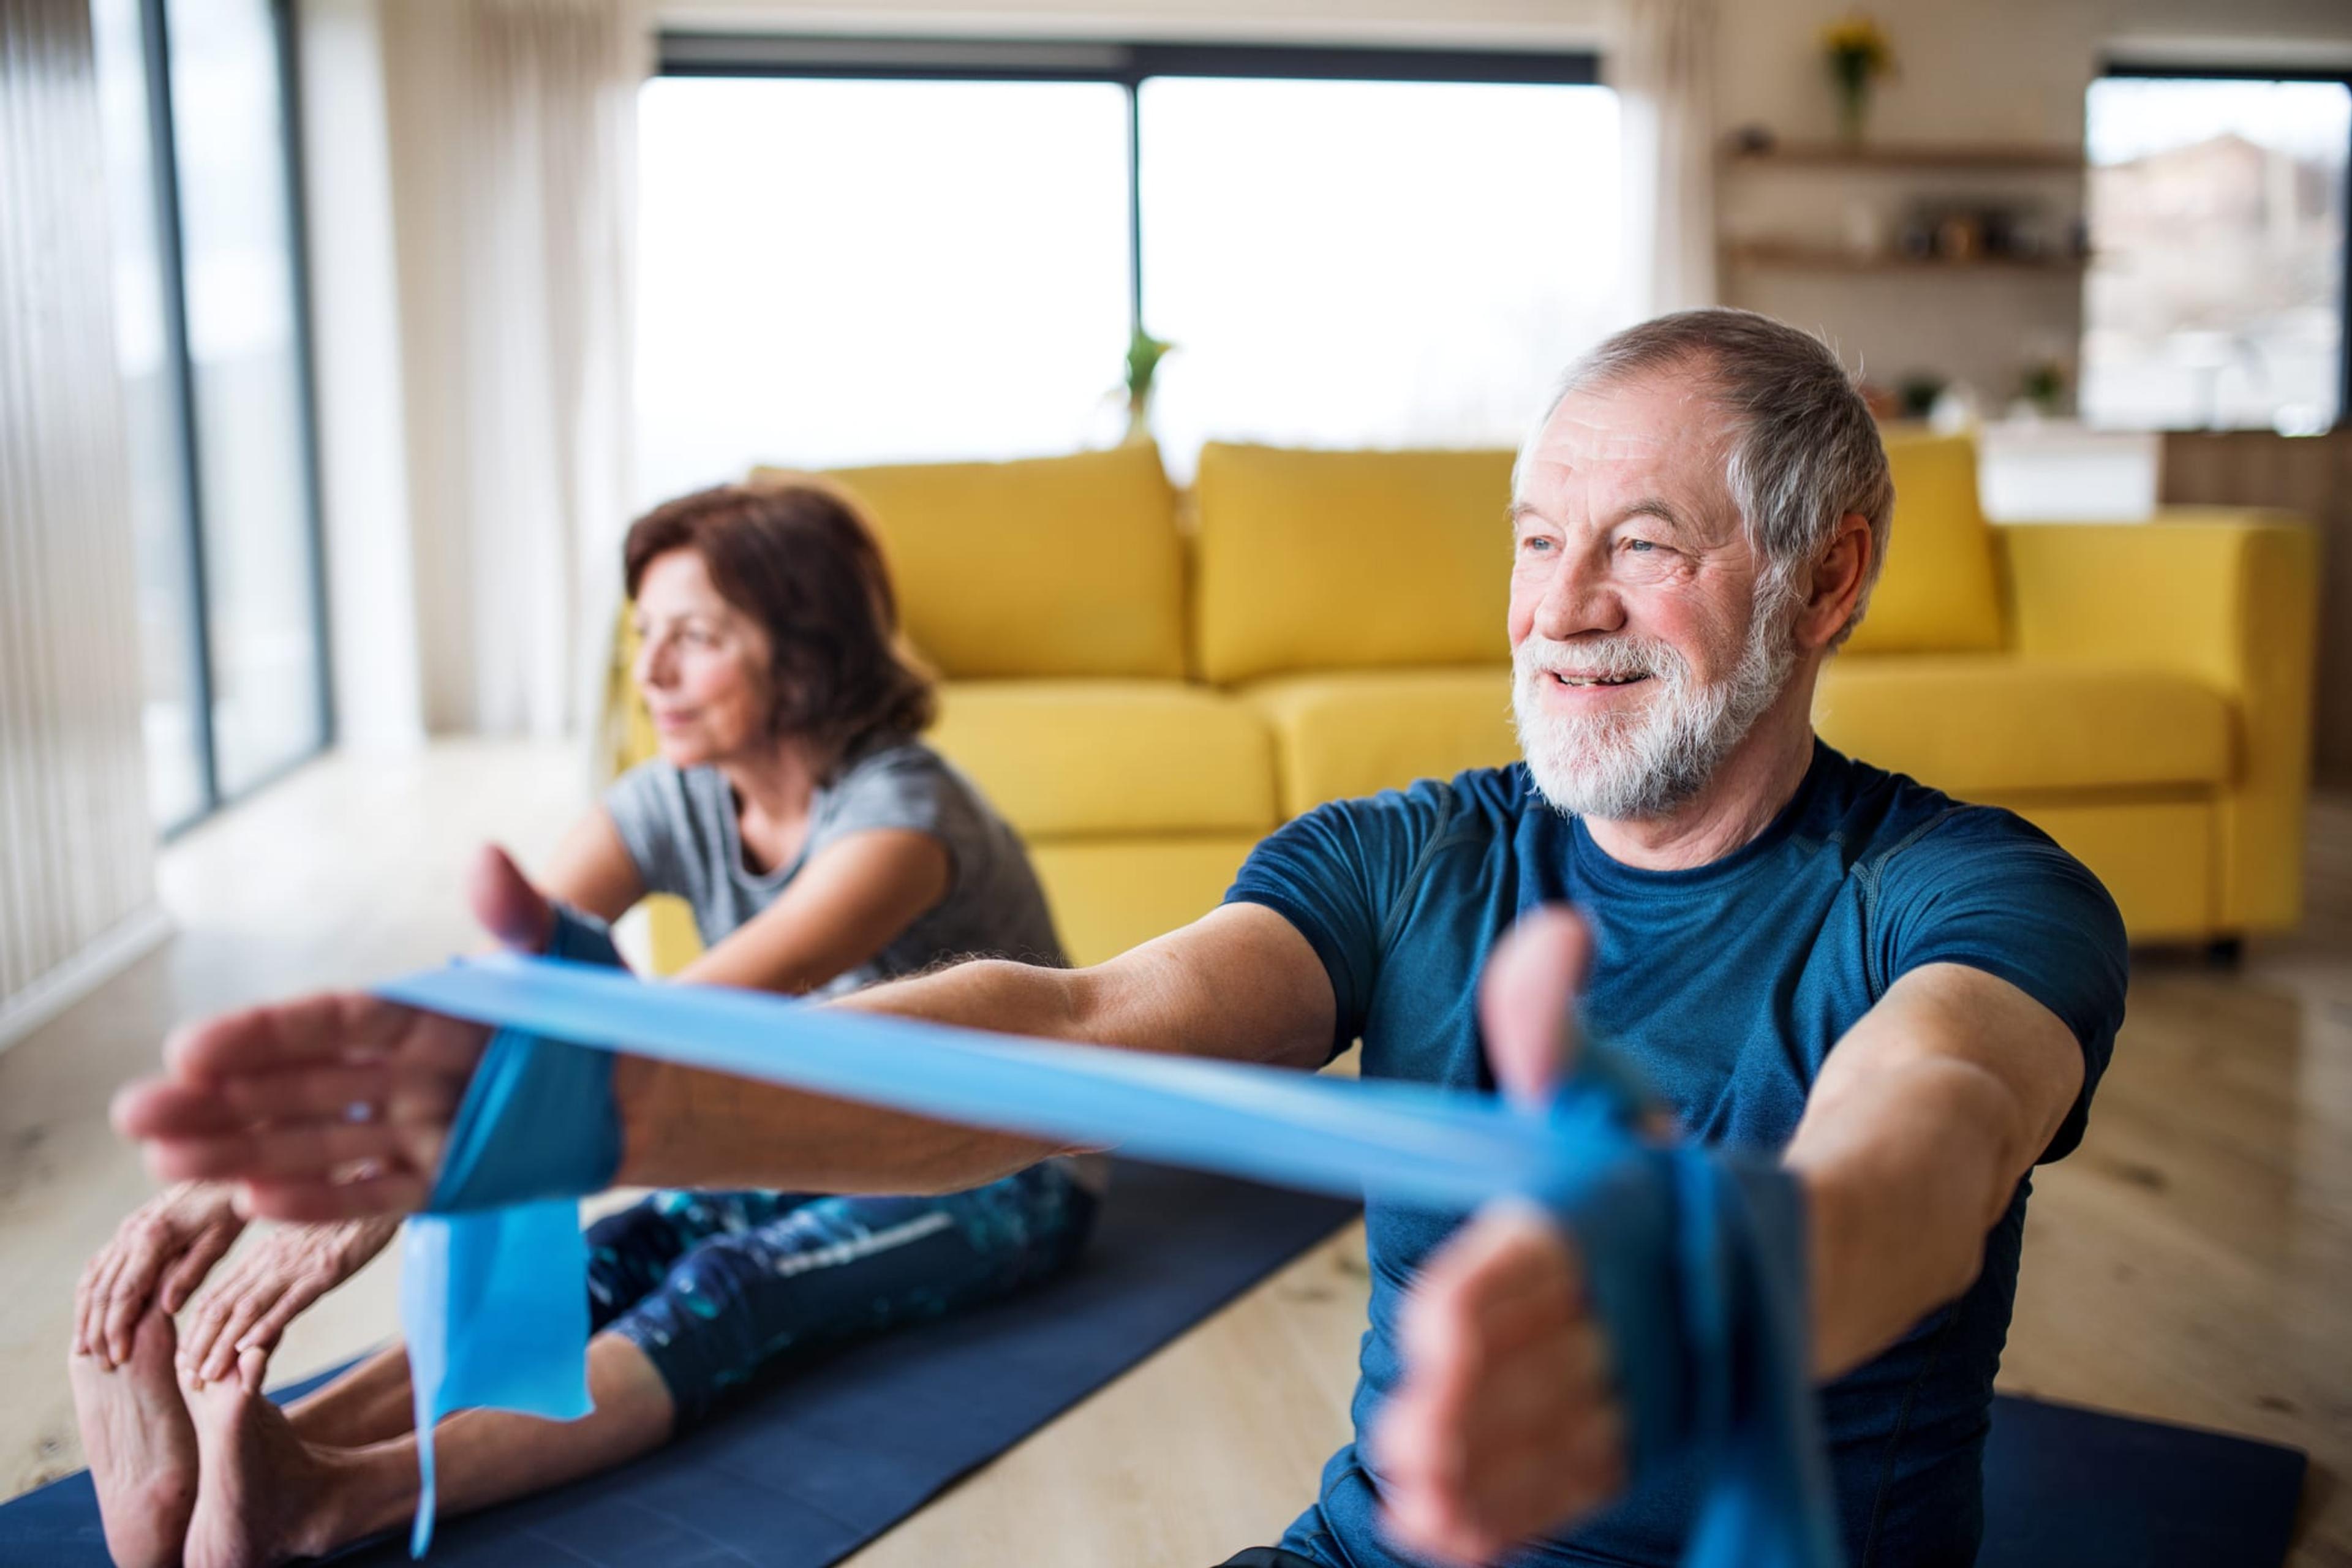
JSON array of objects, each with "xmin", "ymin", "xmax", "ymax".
[{"xmin": 1798, "ymin": 513, "xmax": 1874, "ymax": 651}]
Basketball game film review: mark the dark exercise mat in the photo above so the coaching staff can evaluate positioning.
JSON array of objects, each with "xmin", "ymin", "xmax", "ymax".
[
  {"xmin": 5, "ymin": 1165, "xmax": 2310, "ymax": 1568},
  {"xmin": 4, "ymin": 1161, "xmax": 1355, "ymax": 1567},
  {"xmin": 1977, "ymin": 1392, "xmax": 2308, "ymax": 1568}
]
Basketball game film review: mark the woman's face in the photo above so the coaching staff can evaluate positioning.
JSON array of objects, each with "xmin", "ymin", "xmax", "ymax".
[{"xmin": 630, "ymin": 548, "xmax": 776, "ymax": 768}]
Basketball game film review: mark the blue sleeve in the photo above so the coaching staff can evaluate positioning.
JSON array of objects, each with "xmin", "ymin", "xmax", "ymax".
[
  {"xmin": 1872, "ymin": 808, "xmax": 2128, "ymax": 1163},
  {"xmin": 1223, "ymin": 779, "xmax": 1456, "ymax": 1063}
]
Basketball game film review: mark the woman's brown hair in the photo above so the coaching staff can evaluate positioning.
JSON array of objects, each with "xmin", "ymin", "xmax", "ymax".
[{"xmin": 624, "ymin": 480, "xmax": 935, "ymax": 758}]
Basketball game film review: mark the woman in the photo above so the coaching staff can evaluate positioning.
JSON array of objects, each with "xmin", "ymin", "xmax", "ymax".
[{"xmin": 69, "ymin": 480, "xmax": 1099, "ymax": 1568}]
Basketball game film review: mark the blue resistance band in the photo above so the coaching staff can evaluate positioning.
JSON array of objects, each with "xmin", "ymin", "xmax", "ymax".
[{"xmin": 380, "ymin": 911, "xmax": 1839, "ymax": 1567}]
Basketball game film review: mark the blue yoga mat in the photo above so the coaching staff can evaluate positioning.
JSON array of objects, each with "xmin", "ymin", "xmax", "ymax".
[{"xmin": 3, "ymin": 1163, "xmax": 2307, "ymax": 1568}]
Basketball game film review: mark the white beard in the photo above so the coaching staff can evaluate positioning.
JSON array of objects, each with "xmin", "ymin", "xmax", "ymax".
[{"xmin": 1511, "ymin": 603, "xmax": 1795, "ymax": 821}]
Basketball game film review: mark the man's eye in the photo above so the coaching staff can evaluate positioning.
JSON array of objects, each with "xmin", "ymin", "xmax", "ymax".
[
  {"xmin": 1624, "ymin": 538, "xmax": 1659, "ymax": 554},
  {"xmin": 1520, "ymin": 535, "xmax": 1555, "ymax": 553}
]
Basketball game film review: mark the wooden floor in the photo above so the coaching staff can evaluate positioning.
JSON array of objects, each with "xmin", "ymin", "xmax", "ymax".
[{"xmin": 1, "ymin": 741, "xmax": 2347, "ymax": 1565}]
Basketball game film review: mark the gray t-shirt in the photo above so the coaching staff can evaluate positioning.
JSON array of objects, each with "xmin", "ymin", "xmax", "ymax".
[{"xmin": 602, "ymin": 734, "xmax": 1067, "ymax": 998}]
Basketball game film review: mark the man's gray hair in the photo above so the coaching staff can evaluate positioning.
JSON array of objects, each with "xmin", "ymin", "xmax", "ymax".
[{"xmin": 1516, "ymin": 307, "xmax": 1895, "ymax": 648}]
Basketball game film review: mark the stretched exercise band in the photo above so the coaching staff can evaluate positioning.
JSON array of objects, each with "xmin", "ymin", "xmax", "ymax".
[{"xmin": 376, "ymin": 911, "xmax": 1838, "ymax": 1566}]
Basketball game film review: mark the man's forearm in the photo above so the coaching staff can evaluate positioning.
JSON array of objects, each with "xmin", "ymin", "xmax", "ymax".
[
  {"xmin": 1783, "ymin": 963, "xmax": 2081, "ymax": 1379},
  {"xmin": 605, "ymin": 905, "xmax": 1336, "ymax": 1197},
  {"xmin": 1787, "ymin": 1052, "xmax": 2030, "ymax": 1378},
  {"xmin": 611, "ymin": 957, "xmax": 1089, "ymax": 1194}
]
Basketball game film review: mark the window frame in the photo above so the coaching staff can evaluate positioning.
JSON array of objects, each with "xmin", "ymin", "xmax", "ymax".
[
  {"xmin": 2096, "ymin": 59, "xmax": 2352, "ymax": 431},
  {"xmin": 653, "ymin": 32, "xmax": 1601, "ymax": 334},
  {"xmin": 125, "ymin": 0, "xmax": 336, "ymax": 837}
]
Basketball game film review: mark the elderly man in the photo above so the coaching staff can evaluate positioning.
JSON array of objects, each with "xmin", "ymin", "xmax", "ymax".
[{"xmin": 119, "ymin": 307, "xmax": 2124, "ymax": 1568}]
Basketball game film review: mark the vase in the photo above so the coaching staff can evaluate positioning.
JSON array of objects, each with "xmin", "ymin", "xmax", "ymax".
[
  {"xmin": 1832, "ymin": 62, "xmax": 1872, "ymax": 145},
  {"xmin": 1121, "ymin": 390, "xmax": 1154, "ymax": 447}
]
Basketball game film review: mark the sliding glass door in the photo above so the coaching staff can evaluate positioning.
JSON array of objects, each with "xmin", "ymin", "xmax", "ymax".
[{"xmin": 89, "ymin": 0, "xmax": 330, "ymax": 832}]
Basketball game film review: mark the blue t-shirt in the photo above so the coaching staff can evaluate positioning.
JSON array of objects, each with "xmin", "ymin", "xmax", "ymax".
[{"xmin": 1226, "ymin": 741, "xmax": 2127, "ymax": 1568}]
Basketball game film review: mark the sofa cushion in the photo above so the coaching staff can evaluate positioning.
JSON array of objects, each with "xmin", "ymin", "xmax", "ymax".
[
  {"xmin": 1194, "ymin": 443, "xmax": 1514, "ymax": 684},
  {"xmin": 1815, "ymin": 656, "xmax": 2232, "ymax": 794},
  {"xmin": 1844, "ymin": 432, "xmax": 2007, "ymax": 655},
  {"xmin": 1029, "ymin": 837, "xmax": 1267, "ymax": 967},
  {"xmin": 1245, "ymin": 668, "xmax": 1521, "ymax": 818},
  {"xmin": 758, "ymin": 446, "xmax": 1185, "ymax": 680},
  {"xmin": 930, "ymin": 680, "xmax": 1276, "ymax": 839}
]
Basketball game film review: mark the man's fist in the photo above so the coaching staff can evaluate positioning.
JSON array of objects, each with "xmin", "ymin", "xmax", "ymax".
[{"xmin": 110, "ymin": 844, "xmax": 555, "ymax": 1221}]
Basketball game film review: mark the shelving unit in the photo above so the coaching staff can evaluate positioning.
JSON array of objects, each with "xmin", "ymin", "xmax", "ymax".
[
  {"xmin": 1714, "ymin": 133, "xmax": 2092, "ymax": 409},
  {"xmin": 1724, "ymin": 241, "xmax": 2088, "ymax": 274},
  {"xmin": 1721, "ymin": 140, "xmax": 2084, "ymax": 172}
]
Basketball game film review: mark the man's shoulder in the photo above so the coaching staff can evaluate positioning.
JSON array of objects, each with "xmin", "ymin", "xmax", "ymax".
[
  {"xmin": 1308, "ymin": 763, "xmax": 1545, "ymax": 844},
  {"xmin": 1811, "ymin": 745, "xmax": 2058, "ymax": 869},
  {"xmin": 1819, "ymin": 749, "xmax": 2117, "ymax": 945}
]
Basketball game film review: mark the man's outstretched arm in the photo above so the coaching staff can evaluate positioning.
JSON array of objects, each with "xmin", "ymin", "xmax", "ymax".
[
  {"xmin": 1783, "ymin": 959, "xmax": 2084, "ymax": 1377},
  {"xmin": 1376, "ymin": 937, "xmax": 2089, "ymax": 1564},
  {"xmin": 116, "ymin": 884, "xmax": 1336, "ymax": 1221},
  {"xmin": 612, "ymin": 900, "xmax": 1339, "ymax": 1194}
]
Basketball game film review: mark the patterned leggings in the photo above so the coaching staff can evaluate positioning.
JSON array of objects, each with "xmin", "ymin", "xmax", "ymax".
[{"xmin": 585, "ymin": 1161, "xmax": 1096, "ymax": 1427}]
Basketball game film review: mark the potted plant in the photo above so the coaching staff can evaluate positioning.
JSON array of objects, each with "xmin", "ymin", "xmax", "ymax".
[
  {"xmin": 1820, "ymin": 15, "xmax": 1895, "ymax": 145},
  {"xmin": 1121, "ymin": 326, "xmax": 1175, "ymax": 447}
]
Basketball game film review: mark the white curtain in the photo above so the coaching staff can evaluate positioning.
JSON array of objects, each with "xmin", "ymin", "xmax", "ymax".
[
  {"xmin": 387, "ymin": 0, "xmax": 645, "ymax": 741},
  {"xmin": 0, "ymin": 0, "xmax": 167, "ymax": 1047},
  {"xmin": 1614, "ymin": 0, "xmax": 1718, "ymax": 320}
]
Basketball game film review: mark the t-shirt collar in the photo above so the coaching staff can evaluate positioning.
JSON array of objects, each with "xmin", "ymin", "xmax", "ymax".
[{"xmin": 1566, "ymin": 737, "xmax": 1835, "ymax": 893}]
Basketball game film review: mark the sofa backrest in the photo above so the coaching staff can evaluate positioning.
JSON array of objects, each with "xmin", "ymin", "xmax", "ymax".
[
  {"xmin": 1193, "ymin": 442, "xmax": 1515, "ymax": 684},
  {"xmin": 758, "ymin": 445, "xmax": 1186, "ymax": 681},
  {"xmin": 1845, "ymin": 431, "xmax": 2007, "ymax": 655}
]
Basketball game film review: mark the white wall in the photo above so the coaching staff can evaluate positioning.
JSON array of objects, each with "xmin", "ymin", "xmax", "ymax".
[
  {"xmin": 297, "ymin": 0, "xmax": 427, "ymax": 753},
  {"xmin": 654, "ymin": 0, "xmax": 1610, "ymax": 47},
  {"xmin": 0, "ymin": 0, "xmax": 169, "ymax": 1052}
]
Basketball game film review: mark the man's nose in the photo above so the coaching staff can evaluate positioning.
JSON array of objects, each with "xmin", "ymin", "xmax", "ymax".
[{"xmin": 1530, "ymin": 547, "xmax": 1623, "ymax": 641}]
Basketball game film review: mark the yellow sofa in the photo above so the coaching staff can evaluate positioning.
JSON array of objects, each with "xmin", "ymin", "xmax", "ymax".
[{"xmin": 616, "ymin": 435, "xmax": 2315, "ymax": 969}]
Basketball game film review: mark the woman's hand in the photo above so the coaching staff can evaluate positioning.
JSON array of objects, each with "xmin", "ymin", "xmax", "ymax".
[
  {"xmin": 178, "ymin": 1215, "xmax": 404, "ymax": 1383},
  {"xmin": 74, "ymin": 1182, "xmax": 246, "ymax": 1368}
]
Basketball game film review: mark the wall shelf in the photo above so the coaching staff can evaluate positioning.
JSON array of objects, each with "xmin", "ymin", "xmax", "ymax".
[
  {"xmin": 1724, "ymin": 241, "xmax": 2089, "ymax": 273},
  {"xmin": 1722, "ymin": 140, "xmax": 2083, "ymax": 172}
]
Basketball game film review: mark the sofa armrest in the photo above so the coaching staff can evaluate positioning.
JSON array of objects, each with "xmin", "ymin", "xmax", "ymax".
[{"xmin": 1994, "ymin": 508, "xmax": 2320, "ymax": 932}]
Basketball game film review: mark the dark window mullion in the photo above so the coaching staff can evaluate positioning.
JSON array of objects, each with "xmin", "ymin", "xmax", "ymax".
[
  {"xmin": 2341, "ymin": 104, "xmax": 2351, "ymax": 425},
  {"xmin": 1125, "ymin": 80, "xmax": 1143, "ymax": 335},
  {"xmin": 271, "ymin": 0, "xmax": 336, "ymax": 750},
  {"xmin": 139, "ymin": 0, "xmax": 219, "ymax": 825}
]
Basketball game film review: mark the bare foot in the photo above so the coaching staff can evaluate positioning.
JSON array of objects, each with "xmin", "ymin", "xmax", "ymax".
[
  {"xmin": 181, "ymin": 1351, "xmax": 351, "ymax": 1568},
  {"xmin": 69, "ymin": 1306, "xmax": 197, "ymax": 1568}
]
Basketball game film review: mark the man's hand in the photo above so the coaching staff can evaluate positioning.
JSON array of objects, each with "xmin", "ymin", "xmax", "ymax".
[
  {"xmin": 178, "ymin": 1215, "xmax": 404, "ymax": 1383},
  {"xmin": 110, "ymin": 845, "xmax": 556, "ymax": 1223},
  {"xmin": 1372, "ymin": 907, "xmax": 1628, "ymax": 1566},
  {"xmin": 72, "ymin": 1181, "xmax": 246, "ymax": 1367}
]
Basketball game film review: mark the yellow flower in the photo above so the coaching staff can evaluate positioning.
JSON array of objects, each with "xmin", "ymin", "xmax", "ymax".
[{"xmin": 1819, "ymin": 13, "xmax": 1895, "ymax": 75}]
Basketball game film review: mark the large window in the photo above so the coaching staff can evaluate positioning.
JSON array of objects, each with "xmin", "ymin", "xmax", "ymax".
[
  {"xmin": 636, "ymin": 39, "xmax": 1613, "ymax": 503},
  {"xmin": 1139, "ymin": 77, "xmax": 1618, "ymax": 472},
  {"xmin": 91, "ymin": 0, "xmax": 330, "ymax": 831},
  {"xmin": 2083, "ymin": 70, "xmax": 2351, "ymax": 433},
  {"xmin": 637, "ymin": 77, "xmax": 1134, "ymax": 500}
]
